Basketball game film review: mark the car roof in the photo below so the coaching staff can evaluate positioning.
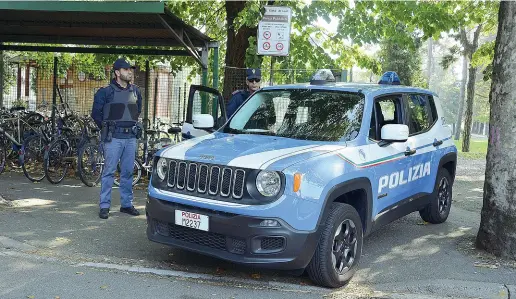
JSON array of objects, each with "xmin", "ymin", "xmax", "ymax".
[{"xmin": 260, "ymin": 82, "xmax": 437, "ymax": 97}]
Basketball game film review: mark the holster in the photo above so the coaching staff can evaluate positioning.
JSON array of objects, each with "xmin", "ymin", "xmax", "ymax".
[
  {"xmin": 101, "ymin": 121, "xmax": 115, "ymax": 142},
  {"xmin": 132, "ymin": 122, "xmax": 143, "ymax": 139}
]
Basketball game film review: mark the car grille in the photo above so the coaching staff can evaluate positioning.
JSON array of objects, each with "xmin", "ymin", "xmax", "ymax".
[
  {"xmin": 261, "ymin": 237, "xmax": 285, "ymax": 251},
  {"xmin": 153, "ymin": 220, "xmax": 246, "ymax": 255},
  {"xmin": 167, "ymin": 160, "xmax": 246, "ymax": 200}
]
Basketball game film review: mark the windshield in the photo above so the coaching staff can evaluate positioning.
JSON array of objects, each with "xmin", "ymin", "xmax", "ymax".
[{"xmin": 226, "ymin": 89, "xmax": 364, "ymax": 142}]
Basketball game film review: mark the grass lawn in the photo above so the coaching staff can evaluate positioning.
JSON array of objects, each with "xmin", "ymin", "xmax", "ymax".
[{"xmin": 453, "ymin": 138, "xmax": 488, "ymax": 159}]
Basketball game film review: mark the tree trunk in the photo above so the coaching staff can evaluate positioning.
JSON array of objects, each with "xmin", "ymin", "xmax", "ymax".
[
  {"xmin": 462, "ymin": 62, "xmax": 477, "ymax": 152},
  {"xmin": 222, "ymin": 0, "xmax": 257, "ymax": 102},
  {"xmin": 461, "ymin": 25, "xmax": 482, "ymax": 152},
  {"xmin": 427, "ymin": 38, "xmax": 433, "ymax": 89},
  {"xmin": 476, "ymin": 1, "xmax": 516, "ymax": 258},
  {"xmin": 454, "ymin": 55, "xmax": 468, "ymax": 140}
]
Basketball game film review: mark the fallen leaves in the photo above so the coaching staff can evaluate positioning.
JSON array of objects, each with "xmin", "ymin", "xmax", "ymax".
[
  {"xmin": 76, "ymin": 272, "xmax": 84, "ymax": 275},
  {"xmin": 417, "ymin": 221, "xmax": 429, "ymax": 225},
  {"xmin": 100, "ymin": 285, "xmax": 108, "ymax": 289},
  {"xmin": 474, "ymin": 262, "xmax": 499, "ymax": 269},
  {"xmin": 251, "ymin": 273, "xmax": 261, "ymax": 279}
]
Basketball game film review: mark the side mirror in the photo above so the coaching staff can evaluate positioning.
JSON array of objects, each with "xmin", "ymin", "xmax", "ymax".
[
  {"xmin": 381, "ymin": 124, "xmax": 409, "ymax": 142},
  {"xmin": 192, "ymin": 114, "xmax": 214, "ymax": 129}
]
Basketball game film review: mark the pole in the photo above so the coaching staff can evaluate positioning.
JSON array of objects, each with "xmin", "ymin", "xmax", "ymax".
[
  {"xmin": 183, "ymin": 82, "xmax": 187, "ymax": 121},
  {"xmin": 51, "ymin": 56, "xmax": 58, "ymax": 134},
  {"xmin": 201, "ymin": 66, "xmax": 208, "ymax": 114},
  {"xmin": 212, "ymin": 47, "xmax": 219, "ymax": 118},
  {"xmin": 269, "ymin": 56, "xmax": 274, "ymax": 86},
  {"xmin": 153, "ymin": 76, "xmax": 158, "ymax": 126},
  {"xmin": 177, "ymin": 86, "xmax": 181, "ymax": 124},
  {"xmin": 143, "ymin": 60, "xmax": 150, "ymax": 143},
  {"xmin": 0, "ymin": 43, "xmax": 4, "ymax": 109}
]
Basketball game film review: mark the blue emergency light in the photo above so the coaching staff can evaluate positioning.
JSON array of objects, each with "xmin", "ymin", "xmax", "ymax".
[{"xmin": 378, "ymin": 71, "xmax": 401, "ymax": 85}]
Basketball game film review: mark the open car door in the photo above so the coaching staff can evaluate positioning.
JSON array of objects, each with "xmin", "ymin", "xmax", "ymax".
[{"xmin": 182, "ymin": 85, "xmax": 227, "ymax": 139}]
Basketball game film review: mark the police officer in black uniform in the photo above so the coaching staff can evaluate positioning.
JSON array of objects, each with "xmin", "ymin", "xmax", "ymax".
[
  {"xmin": 91, "ymin": 58, "xmax": 143, "ymax": 219},
  {"xmin": 226, "ymin": 68, "xmax": 261, "ymax": 118}
]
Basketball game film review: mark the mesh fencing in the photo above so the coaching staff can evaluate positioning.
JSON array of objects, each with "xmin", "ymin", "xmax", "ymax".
[{"xmin": 0, "ymin": 59, "xmax": 201, "ymax": 132}]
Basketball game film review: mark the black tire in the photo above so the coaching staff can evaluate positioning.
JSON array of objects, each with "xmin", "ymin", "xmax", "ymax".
[
  {"xmin": 77, "ymin": 142, "xmax": 103, "ymax": 187},
  {"xmin": 113, "ymin": 159, "xmax": 142, "ymax": 187},
  {"xmin": 44, "ymin": 139, "xmax": 71, "ymax": 184},
  {"xmin": 0, "ymin": 139, "xmax": 6, "ymax": 174},
  {"xmin": 419, "ymin": 168, "xmax": 453, "ymax": 224},
  {"xmin": 307, "ymin": 203, "xmax": 363, "ymax": 288},
  {"xmin": 21, "ymin": 134, "xmax": 47, "ymax": 182}
]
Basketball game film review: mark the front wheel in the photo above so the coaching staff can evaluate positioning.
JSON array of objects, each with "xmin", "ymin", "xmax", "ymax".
[
  {"xmin": 113, "ymin": 159, "xmax": 142, "ymax": 187},
  {"xmin": 307, "ymin": 203, "xmax": 363, "ymax": 288},
  {"xmin": 419, "ymin": 168, "xmax": 453, "ymax": 224}
]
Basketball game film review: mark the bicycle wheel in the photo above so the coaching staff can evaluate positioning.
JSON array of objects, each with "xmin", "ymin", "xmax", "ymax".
[
  {"xmin": 0, "ymin": 138, "xmax": 6, "ymax": 174},
  {"xmin": 44, "ymin": 139, "xmax": 71, "ymax": 184},
  {"xmin": 77, "ymin": 141, "xmax": 103, "ymax": 187},
  {"xmin": 21, "ymin": 134, "xmax": 47, "ymax": 182},
  {"xmin": 113, "ymin": 159, "xmax": 142, "ymax": 187}
]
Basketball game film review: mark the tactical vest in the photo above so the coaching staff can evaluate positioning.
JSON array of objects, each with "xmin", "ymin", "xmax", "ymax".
[{"xmin": 102, "ymin": 83, "xmax": 139, "ymax": 128}]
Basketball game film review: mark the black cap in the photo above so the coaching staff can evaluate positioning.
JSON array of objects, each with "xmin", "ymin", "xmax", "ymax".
[
  {"xmin": 246, "ymin": 68, "xmax": 261, "ymax": 80},
  {"xmin": 113, "ymin": 58, "xmax": 135, "ymax": 70}
]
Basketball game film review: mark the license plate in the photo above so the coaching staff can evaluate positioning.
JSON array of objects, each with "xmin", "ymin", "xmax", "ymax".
[{"xmin": 175, "ymin": 210, "xmax": 209, "ymax": 231}]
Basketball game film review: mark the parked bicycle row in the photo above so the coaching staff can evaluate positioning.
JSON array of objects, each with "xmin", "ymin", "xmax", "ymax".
[{"xmin": 0, "ymin": 104, "xmax": 182, "ymax": 187}]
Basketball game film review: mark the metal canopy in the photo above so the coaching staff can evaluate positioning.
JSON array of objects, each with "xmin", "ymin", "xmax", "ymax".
[{"xmin": 0, "ymin": 1, "xmax": 217, "ymax": 67}]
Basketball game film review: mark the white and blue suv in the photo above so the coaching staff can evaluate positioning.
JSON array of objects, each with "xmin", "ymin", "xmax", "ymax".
[{"xmin": 146, "ymin": 71, "xmax": 457, "ymax": 288}]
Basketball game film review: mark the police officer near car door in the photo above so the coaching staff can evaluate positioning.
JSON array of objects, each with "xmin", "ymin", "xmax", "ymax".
[
  {"xmin": 91, "ymin": 58, "xmax": 143, "ymax": 219},
  {"xmin": 226, "ymin": 68, "xmax": 261, "ymax": 118}
]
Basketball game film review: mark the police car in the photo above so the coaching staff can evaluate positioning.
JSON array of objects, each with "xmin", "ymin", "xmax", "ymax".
[{"xmin": 146, "ymin": 70, "xmax": 457, "ymax": 288}]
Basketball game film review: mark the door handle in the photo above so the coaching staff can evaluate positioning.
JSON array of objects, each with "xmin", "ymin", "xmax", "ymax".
[
  {"xmin": 405, "ymin": 148, "xmax": 416, "ymax": 156},
  {"xmin": 433, "ymin": 140, "xmax": 443, "ymax": 147}
]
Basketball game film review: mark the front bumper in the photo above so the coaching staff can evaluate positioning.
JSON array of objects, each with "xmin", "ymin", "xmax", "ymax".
[{"xmin": 146, "ymin": 195, "xmax": 320, "ymax": 270}]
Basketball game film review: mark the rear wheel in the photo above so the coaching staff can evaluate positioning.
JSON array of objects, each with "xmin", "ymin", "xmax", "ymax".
[
  {"xmin": 419, "ymin": 168, "xmax": 453, "ymax": 224},
  {"xmin": 44, "ymin": 139, "xmax": 71, "ymax": 184},
  {"xmin": 0, "ymin": 138, "xmax": 6, "ymax": 174},
  {"xmin": 307, "ymin": 203, "xmax": 363, "ymax": 288},
  {"xmin": 78, "ymin": 142, "xmax": 103, "ymax": 187},
  {"xmin": 21, "ymin": 134, "xmax": 47, "ymax": 182}
]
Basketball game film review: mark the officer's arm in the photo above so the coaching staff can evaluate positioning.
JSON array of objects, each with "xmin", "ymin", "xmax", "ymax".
[
  {"xmin": 226, "ymin": 93, "xmax": 241, "ymax": 118},
  {"xmin": 91, "ymin": 88, "xmax": 106, "ymax": 128},
  {"xmin": 135, "ymin": 87, "xmax": 143, "ymax": 117}
]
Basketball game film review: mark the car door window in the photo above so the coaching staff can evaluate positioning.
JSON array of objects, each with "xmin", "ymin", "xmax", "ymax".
[
  {"xmin": 369, "ymin": 95, "xmax": 403, "ymax": 140},
  {"xmin": 406, "ymin": 94, "xmax": 433, "ymax": 135}
]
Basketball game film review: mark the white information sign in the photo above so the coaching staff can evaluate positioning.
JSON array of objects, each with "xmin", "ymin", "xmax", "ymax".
[{"xmin": 257, "ymin": 6, "xmax": 292, "ymax": 56}]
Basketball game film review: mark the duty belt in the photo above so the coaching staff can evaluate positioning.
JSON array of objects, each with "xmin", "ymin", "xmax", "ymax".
[{"xmin": 115, "ymin": 127, "xmax": 133, "ymax": 134}]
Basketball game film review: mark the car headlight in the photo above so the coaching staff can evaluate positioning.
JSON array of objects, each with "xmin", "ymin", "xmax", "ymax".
[
  {"xmin": 256, "ymin": 171, "xmax": 281, "ymax": 197},
  {"xmin": 156, "ymin": 157, "xmax": 168, "ymax": 181}
]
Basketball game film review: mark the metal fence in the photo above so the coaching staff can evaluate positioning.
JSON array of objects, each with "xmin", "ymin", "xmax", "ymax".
[{"xmin": 0, "ymin": 58, "xmax": 201, "ymax": 131}]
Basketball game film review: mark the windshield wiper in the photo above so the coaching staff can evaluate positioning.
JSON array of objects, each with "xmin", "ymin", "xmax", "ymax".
[
  {"xmin": 242, "ymin": 129, "xmax": 276, "ymax": 136},
  {"xmin": 227, "ymin": 128, "xmax": 244, "ymax": 134}
]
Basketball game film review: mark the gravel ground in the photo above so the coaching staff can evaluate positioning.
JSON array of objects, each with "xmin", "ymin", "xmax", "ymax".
[{"xmin": 453, "ymin": 156, "xmax": 486, "ymax": 213}]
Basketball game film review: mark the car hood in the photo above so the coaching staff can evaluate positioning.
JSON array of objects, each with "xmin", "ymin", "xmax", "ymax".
[{"xmin": 159, "ymin": 132, "xmax": 345, "ymax": 170}]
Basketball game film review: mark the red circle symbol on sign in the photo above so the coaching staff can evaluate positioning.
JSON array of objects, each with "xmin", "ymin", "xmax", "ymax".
[
  {"xmin": 263, "ymin": 31, "xmax": 271, "ymax": 39},
  {"xmin": 263, "ymin": 42, "xmax": 271, "ymax": 50},
  {"xmin": 276, "ymin": 43, "xmax": 284, "ymax": 50}
]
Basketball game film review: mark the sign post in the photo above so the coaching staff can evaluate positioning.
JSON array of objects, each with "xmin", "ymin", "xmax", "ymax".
[
  {"xmin": 257, "ymin": 6, "xmax": 292, "ymax": 56},
  {"xmin": 257, "ymin": 6, "xmax": 292, "ymax": 85}
]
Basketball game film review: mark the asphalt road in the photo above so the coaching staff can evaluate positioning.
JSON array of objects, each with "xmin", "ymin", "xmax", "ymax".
[{"xmin": 0, "ymin": 156, "xmax": 515, "ymax": 298}]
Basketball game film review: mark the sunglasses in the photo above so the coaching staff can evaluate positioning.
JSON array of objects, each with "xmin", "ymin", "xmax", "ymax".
[{"xmin": 248, "ymin": 78, "xmax": 261, "ymax": 83}]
